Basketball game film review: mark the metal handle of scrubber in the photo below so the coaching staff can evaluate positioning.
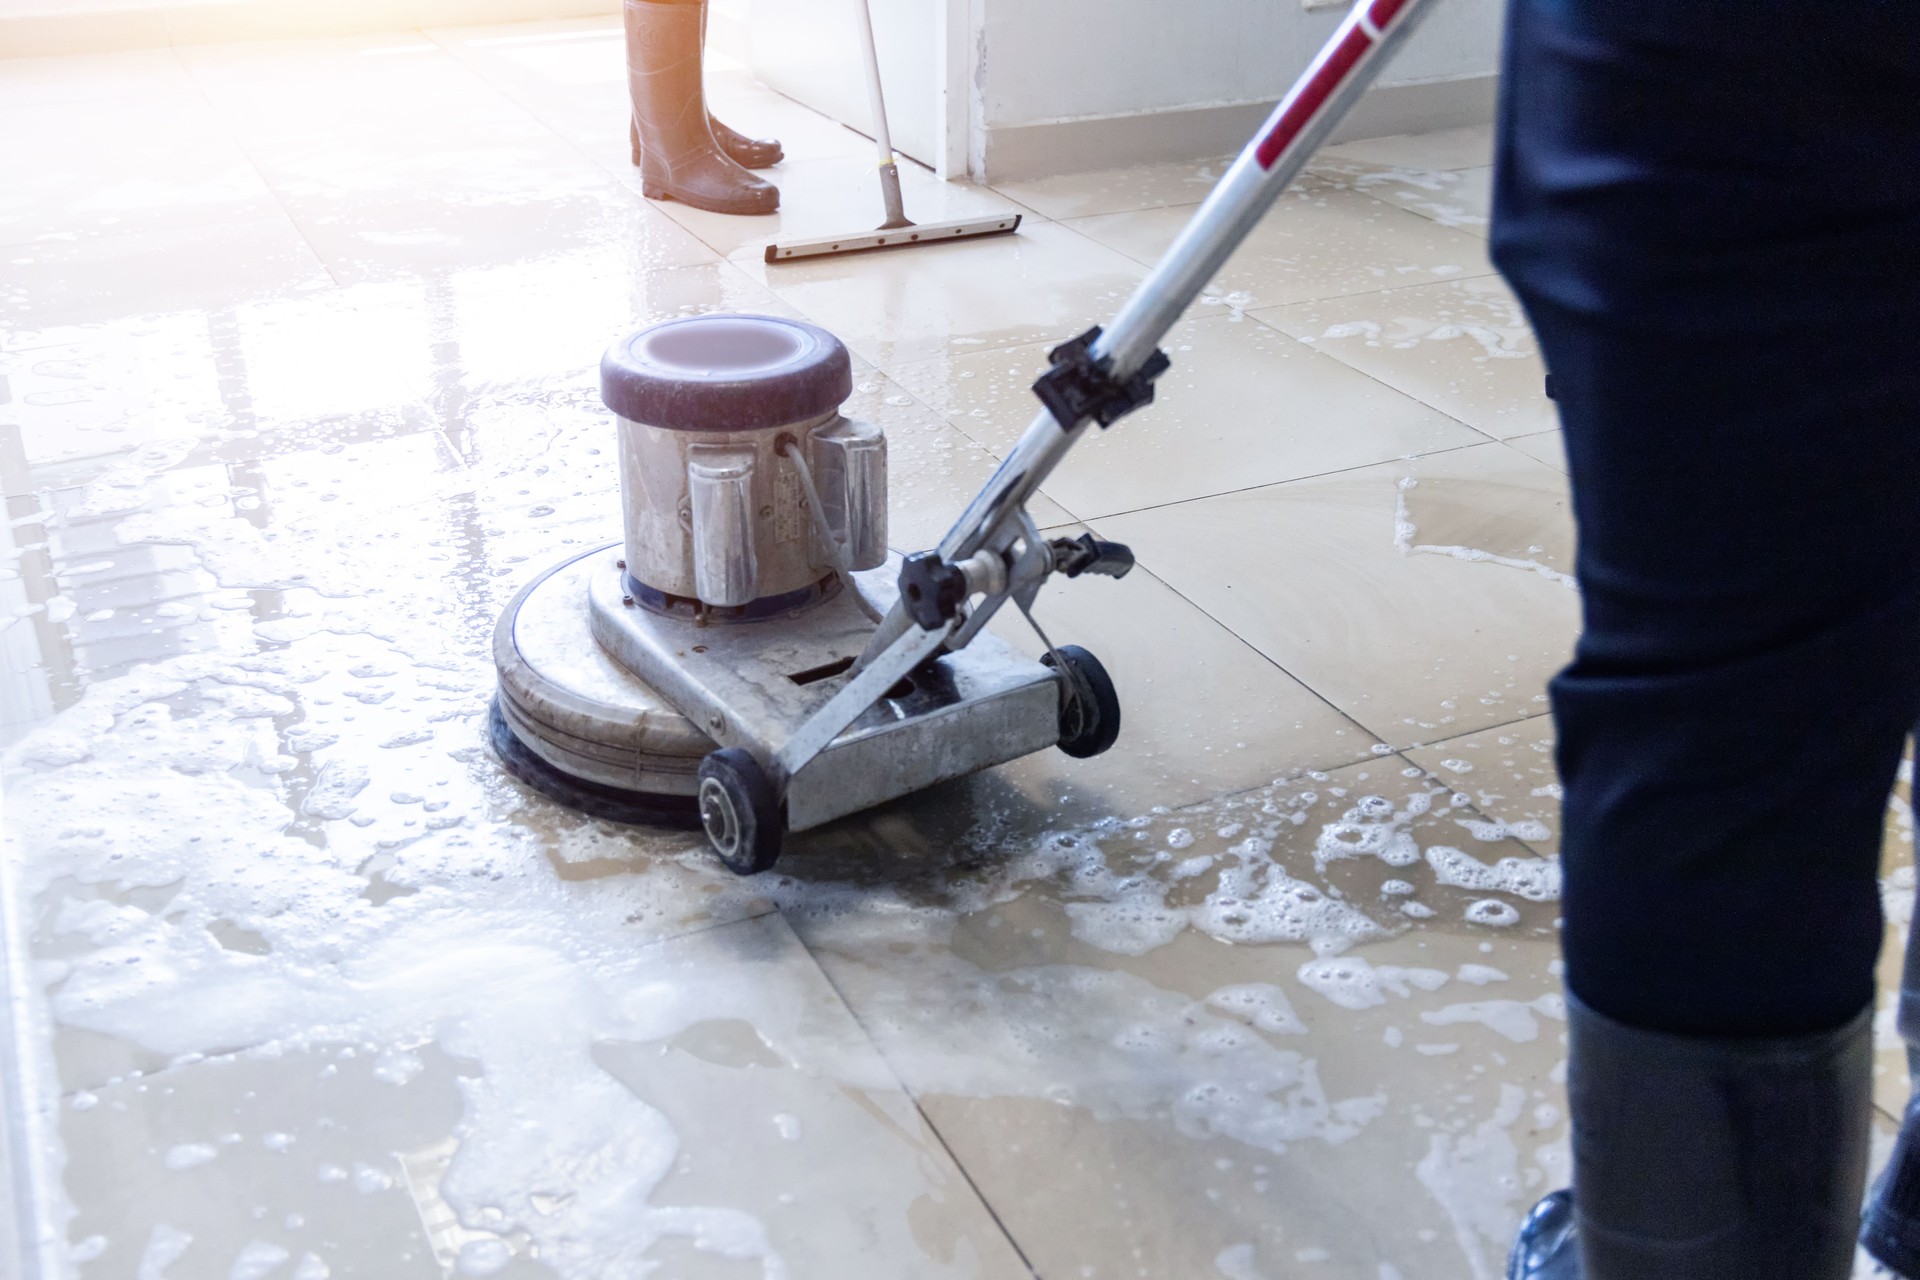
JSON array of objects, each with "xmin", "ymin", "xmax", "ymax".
[{"xmin": 772, "ymin": 0, "xmax": 1443, "ymax": 783}]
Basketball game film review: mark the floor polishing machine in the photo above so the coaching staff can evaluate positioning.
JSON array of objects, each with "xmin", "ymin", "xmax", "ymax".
[{"xmin": 490, "ymin": 0, "xmax": 1439, "ymax": 873}]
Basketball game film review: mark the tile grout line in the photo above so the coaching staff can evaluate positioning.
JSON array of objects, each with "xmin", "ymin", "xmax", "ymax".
[
  {"xmin": 873, "ymin": 338, "xmax": 1529, "ymax": 529},
  {"xmin": 413, "ymin": 28, "xmax": 933, "ymax": 300},
  {"xmin": 413, "ymin": 22, "xmax": 711, "ymax": 245},
  {"xmin": 164, "ymin": 41, "xmax": 343, "ymax": 290},
  {"xmin": 1101, "ymin": 536, "xmax": 1552, "ymax": 763},
  {"xmin": 1391, "ymin": 713, "xmax": 1561, "ymax": 862},
  {"xmin": 1148, "ymin": 701, "xmax": 1557, "ymax": 827},
  {"xmin": 1495, "ymin": 433, "xmax": 1569, "ymax": 476},
  {"xmin": 870, "ymin": 292, "xmax": 1525, "ymax": 500},
  {"xmin": 1050, "ymin": 199, "xmax": 1501, "ymax": 306},
  {"xmin": 1235, "ymin": 303, "xmax": 1507, "ymax": 450},
  {"xmin": 1109, "ymin": 557, "xmax": 1388, "ymax": 752},
  {"xmin": 786, "ymin": 929, "xmax": 1047, "ymax": 1280},
  {"xmin": 1072, "ymin": 433, "xmax": 1498, "ymax": 526},
  {"xmin": 875, "ymin": 170, "xmax": 1558, "ymax": 778},
  {"xmin": 874, "ymin": 279, "xmax": 1516, "ymax": 469},
  {"xmin": 984, "ymin": 153, "xmax": 1487, "ymax": 228},
  {"xmin": 414, "ymin": 23, "xmax": 736, "ymax": 264}
]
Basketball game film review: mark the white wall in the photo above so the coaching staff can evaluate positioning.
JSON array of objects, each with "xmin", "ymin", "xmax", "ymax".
[
  {"xmin": 966, "ymin": 0, "xmax": 1505, "ymax": 178},
  {"xmin": 977, "ymin": 0, "xmax": 1503, "ymax": 130},
  {"xmin": 748, "ymin": 0, "xmax": 940, "ymax": 168}
]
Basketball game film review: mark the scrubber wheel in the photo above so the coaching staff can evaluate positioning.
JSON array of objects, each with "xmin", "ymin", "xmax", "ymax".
[
  {"xmin": 1044, "ymin": 644, "xmax": 1122, "ymax": 759},
  {"xmin": 696, "ymin": 747, "xmax": 784, "ymax": 875}
]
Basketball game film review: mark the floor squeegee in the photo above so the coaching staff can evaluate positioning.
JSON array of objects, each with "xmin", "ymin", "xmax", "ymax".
[
  {"xmin": 761, "ymin": 0, "xmax": 1022, "ymax": 262},
  {"xmin": 491, "ymin": 0, "xmax": 1442, "ymax": 872}
]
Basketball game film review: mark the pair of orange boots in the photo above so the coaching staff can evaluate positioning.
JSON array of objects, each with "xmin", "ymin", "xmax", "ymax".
[{"xmin": 624, "ymin": 0, "xmax": 782, "ymax": 215}]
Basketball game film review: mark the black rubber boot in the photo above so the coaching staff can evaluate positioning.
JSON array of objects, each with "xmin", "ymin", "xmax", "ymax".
[
  {"xmin": 624, "ymin": 0, "xmax": 778, "ymax": 215},
  {"xmin": 1507, "ymin": 993, "xmax": 1873, "ymax": 1280},
  {"xmin": 1861, "ymin": 931, "xmax": 1920, "ymax": 1277},
  {"xmin": 1866, "ymin": 1106, "xmax": 1920, "ymax": 1279},
  {"xmin": 696, "ymin": 0, "xmax": 782, "ymax": 169},
  {"xmin": 1507, "ymin": 1189, "xmax": 1578, "ymax": 1279},
  {"xmin": 709, "ymin": 116, "xmax": 782, "ymax": 169}
]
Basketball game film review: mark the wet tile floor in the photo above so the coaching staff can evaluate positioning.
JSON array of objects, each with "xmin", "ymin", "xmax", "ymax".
[{"xmin": 0, "ymin": 19, "xmax": 1911, "ymax": 1280}]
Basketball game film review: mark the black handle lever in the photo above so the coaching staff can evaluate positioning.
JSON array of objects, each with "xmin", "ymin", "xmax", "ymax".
[{"xmin": 1048, "ymin": 533, "xmax": 1134, "ymax": 580}]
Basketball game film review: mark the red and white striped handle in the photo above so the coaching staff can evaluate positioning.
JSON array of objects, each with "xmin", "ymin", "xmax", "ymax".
[{"xmin": 1256, "ymin": 0, "xmax": 1421, "ymax": 169}]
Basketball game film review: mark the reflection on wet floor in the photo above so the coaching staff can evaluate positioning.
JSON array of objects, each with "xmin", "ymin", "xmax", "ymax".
[{"xmin": 0, "ymin": 21, "xmax": 1909, "ymax": 1280}]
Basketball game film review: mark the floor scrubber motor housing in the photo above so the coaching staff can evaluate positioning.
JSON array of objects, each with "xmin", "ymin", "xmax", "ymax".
[{"xmin": 492, "ymin": 314, "xmax": 1121, "ymax": 873}]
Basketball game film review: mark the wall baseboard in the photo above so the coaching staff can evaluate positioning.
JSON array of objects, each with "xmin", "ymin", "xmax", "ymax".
[
  {"xmin": 0, "ymin": 0, "xmax": 619, "ymax": 59},
  {"xmin": 979, "ymin": 73, "xmax": 1498, "ymax": 182}
]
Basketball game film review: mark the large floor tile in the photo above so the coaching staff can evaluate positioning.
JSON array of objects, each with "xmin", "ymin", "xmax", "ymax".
[
  {"xmin": 0, "ymin": 431, "xmax": 497, "ymax": 745},
  {"xmin": 0, "ymin": 49, "xmax": 198, "ymax": 110},
  {"xmin": 431, "ymin": 21, "xmax": 872, "ymax": 173},
  {"xmin": 1336, "ymin": 165, "xmax": 1494, "ymax": 238},
  {"xmin": 0, "ymin": 215, "xmax": 335, "ymax": 332},
  {"xmin": 780, "ymin": 758, "xmax": 1568, "ymax": 1280},
  {"xmin": 38, "ymin": 913, "xmax": 1029, "ymax": 1278},
  {"xmin": 842, "ymin": 369, "xmax": 1076, "ymax": 549},
  {"xmin": 1401, "ymin": 723, "xmax": 1920, "ymax": 1139},
  {"xmin": 178, "ymin": 32, "xmax": 529, "ymax": 147},
  {"xmin": 1315, "ymin": 125, "xmax": 1496, "ymax": 174},
  {"xmin": 246, "ymin": 118, "xmax": 715, "ymax": 284},
  {"xmin": 365, "ymin": 255, "xmax": 808, "ymax": 413},
  {"xmin": 1256, "ymin": 276, "xmax": 1553, "ymax": 441},
  {"xmin": 424, "ymin": 16, "xmax": 636, "ymax": 129},
  {"xmin": 0, "ymin": 93, "xmax": 281, "ymax": 246},
  {"xmin": 0, "ymin": 296, "xmax": 428, "ymax": 499},
  {"xmin": 763, "ymin": 542, "xmax": 1391, "ymax": 899},
  {"xmin": 1503, "ymin": 430, "xmax": 1566, "ymax": 474},
  {"xmin": 740, "ymin": 218, "xmax": 1148, "ymax": 369},
  {"xmin": 1403, "ymin": 718, "xmax": 1560, "ymax": 856},
  {"xmin": 979, "ymin": 556, "xmax": 1382, "ymax": 818},
  {"xmin": 990, "ymin": 154, "xmax": 1240, "ymax": 221},
  {"xmin": 1068, "ymin": 185, "xmax": 1494, "ymax": 311},
  {"xmin": 1101, "ymin": 443, "xmax": 1579, "ymax": 745},
  {"xmin": 891, "ymin": 312, "xmax": 1482, "ymax": 519},
  {"xmin": 1310, "ymin": 128, "xmax": 1496, "ymax": 242}
]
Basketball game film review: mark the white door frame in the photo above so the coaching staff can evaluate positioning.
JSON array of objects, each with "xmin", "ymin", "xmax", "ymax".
[{"xmin": 934, "ymin": 0, "xmax": 982, "ymax": 180}]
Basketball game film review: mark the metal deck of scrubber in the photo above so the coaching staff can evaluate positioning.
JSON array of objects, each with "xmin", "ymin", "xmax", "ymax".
[{"xmin": 585, "ymin": 549, "xmax": 1060, "ymax": 833}]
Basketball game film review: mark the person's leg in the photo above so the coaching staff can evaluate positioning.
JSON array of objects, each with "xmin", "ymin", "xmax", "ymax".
[
  {"xmin": 624, "ymin": 0, "xmax": 778, "ymax": 215},
  {"xmin": 694, "ymin": 2, "xmax": 782, "ymax": 169},
  {"xmin": 1492, "ymin": 1, "xmax": 1920, "ymax": 1275}
]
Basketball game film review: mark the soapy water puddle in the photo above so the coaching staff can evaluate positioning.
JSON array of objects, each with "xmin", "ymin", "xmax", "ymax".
[
  {"xmin": 4, "ymin": 426, "xmax": 1905, "ymax": 1280},
  {"xmin": 0, "ymin": 433, "xmax": 1590, "ymax": 1280},
  {"xmin": 0, "ymin": 427, "xmax": 1592, "ymax": 1279},
  {"xmin": 1394, "ymin": 475, "xmax": 1574, "ymax": 591},
  {"xmin": 1310, "ymin": 163, "xmax": 1491, "ymax": 232},
  {"xmin": 2, "ymin": 606, "xmax": 1573, "ymax": 1279}
]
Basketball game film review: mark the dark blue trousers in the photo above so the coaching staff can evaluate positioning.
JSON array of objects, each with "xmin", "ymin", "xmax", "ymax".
[{"xmin": 1491, "ymin": 0, "xmax": 1920, "ymax": 1268}]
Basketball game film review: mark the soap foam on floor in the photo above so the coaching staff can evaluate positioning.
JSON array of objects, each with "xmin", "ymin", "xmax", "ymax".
[{"xmin": 2, "ymin": 579, "xmax": 1566, "ymax": 1278}]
